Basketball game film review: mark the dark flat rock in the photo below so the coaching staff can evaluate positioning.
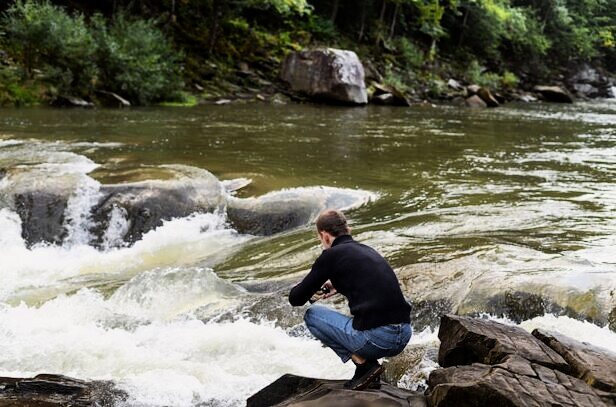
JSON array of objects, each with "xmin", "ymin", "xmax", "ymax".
[
  {"xmin": 437, "ymin": 314, "xmax": 569, "ymax": 371},
  {"xmin": 0, "ymin": 374, "xmax": 126, "ymax": 406},
  {"xmin": 533, "ymin": 328, "xmax": 616, "ymax": 392},
  {"xmin": 246, "ymin": 374, "xmax": 427, "ymax": 407}
]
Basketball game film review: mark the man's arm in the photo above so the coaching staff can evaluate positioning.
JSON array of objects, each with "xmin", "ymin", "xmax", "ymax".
[{"xmin": 288, "ymin": 252, "xmax": 331, "ymax": 306}]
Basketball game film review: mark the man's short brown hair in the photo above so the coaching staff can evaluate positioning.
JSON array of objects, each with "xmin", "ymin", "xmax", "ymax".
[{"xmin": 316, "ymin": 209, "xmax": 350, "ymax": 237}]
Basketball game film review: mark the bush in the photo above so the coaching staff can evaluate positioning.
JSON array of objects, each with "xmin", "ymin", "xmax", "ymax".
[
  {"xmin": 396, "ymin": 37, "xmax": 424, "ymax": 69},
  {"xmin": 0, "ymin": 65, "xmax": 40, "ymax": 106},
  {"xmin": 92, "ymin": 14, "xmax": 183, "ymax": 105},
  {"xmin": 2, "ymin": 0, "xmax": 97, "ymax": 95}
]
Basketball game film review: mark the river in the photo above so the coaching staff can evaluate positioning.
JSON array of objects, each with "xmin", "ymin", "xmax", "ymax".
[{"xmin": 1, "ymin": 102, "xmax": 615, "ymax": 406}]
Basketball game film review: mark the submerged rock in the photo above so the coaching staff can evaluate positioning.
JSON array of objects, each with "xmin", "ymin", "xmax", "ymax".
[
  {"xmin": 14, "ymin": 191, "xmax": 68, "ymax": 247},
  {"xmin": 246, "ymin": 374, "xmax": 427, "ymax": 407},
  {"xmin": 95, "ymin": 90, "xmax": 131, "ymax": 108},
  {"xmin": 533, "ymin": 85, "xmax": 574, "ymax": 103},
  {"xmin": 50, "ymin": 95, "xmax": 94, "ymax": 108},
  {"xmin": 280, "ymin": 48, "xmax": 368, "ymax": 105},
  {"xmin": 0, "ymin": 374, "xmax": 126, "ymax": 406},
  {"xmin": 464, "ymin": 94, "xmax": 487, "ymax": 108}
]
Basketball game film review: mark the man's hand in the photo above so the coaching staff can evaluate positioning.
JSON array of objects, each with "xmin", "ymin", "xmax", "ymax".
[{"xmin": 322, "ymin": 280, "xmax": 338, "ymax": 299}]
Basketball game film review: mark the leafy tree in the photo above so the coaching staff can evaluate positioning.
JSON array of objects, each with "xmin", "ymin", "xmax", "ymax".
[
  {"xmin": 92, "ymin": 13, "xmax": 183, "ymax": 105},
  {"xmin": 2, "ymin": 0, "xmax": 97, "ymax": 95}
]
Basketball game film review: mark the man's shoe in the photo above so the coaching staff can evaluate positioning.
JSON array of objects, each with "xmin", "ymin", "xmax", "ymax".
[{"xmin": 343, "ymin": 360, "xmax": 384, "ymax": 391}]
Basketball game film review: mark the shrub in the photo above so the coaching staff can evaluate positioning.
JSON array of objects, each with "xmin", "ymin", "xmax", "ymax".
[
  {"xmin": 2, "ymin": 0, "xmax": 97, "ymax": 95},
  {"xmin": 396, "ymin": 37, "xmax": 424, "ymax": 69},
  {"xmin": 92, "ymin": 14, "xmax": 183, "ymax": 105},
  {"xmin": 0, "ymin": 65, "xmax": 40, "ymax": 106}
]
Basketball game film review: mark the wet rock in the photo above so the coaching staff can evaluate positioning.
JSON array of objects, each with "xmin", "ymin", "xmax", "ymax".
[
  {"xmin": 50, "ymin": 95, "xmax": 94, "ymax": 108},
  {"xmin": 484, "ymin": 291, "xmax": 562, "ymax": 323},
  {"xmin": 466, "ymin": 84, "xmax": 481, "ymax": 95},
  {"xmin": 476, "ymin": 87, "xmax": 499, "ymax": 107},
  {"xmin": 372, "ymin": 92, "xmax": 395, "ymax": 105},
  {"xmin": 573, "ymin": 83, "xmax": 600, "ymax": 98},
  {"xmin": 437, "ymin": 314, "xmax": 568, "ymax": 370},
  {"xmin": 568, "ymin": 64, "xmax": 612, "ymax": 98},
  {"xmin": 371, "ymin": 82, "xmax": 410, "ymax": 106},
  {"xmin": 447, "ymin": 79, "xmax": 463, "ymax": 91},
  {"xmin": 246, "ymin": 374, "xmax": 427, "ymax": 407},
  {"xmin": 95, "ymin": 90, "xmax": 131, "ymax": 108},
  {"xmin": 280, "ymin": 48, "xmax": 368, "ymax": 105},
  {"xmin": 610, "ymin": 307, "xmax": 616, "ymax": 332},
  {"xmin": 227, "ymin": 205, "xmax": 314, "ymax": 236},
  {"xmin": 533, "ymin": 329, "xmax": 616, "ymax": 392},
  {"xmin": 14, "ymin": 191, "xmax": 68, "ymax": 247},
  {"xmin": 533, "ymin": 85, "xmax": 574, "ymax": 103},
  {"xmin": 92, "ymin": 179, "xmax": 224, "ymax": 245},
  {"xmin": 464, "ymin": 95, "xmax": 487, "ymax": 108},
  {"xmin": 426, "ymin": 357, "xmax": 611, "ymax": 407},
  {"xmin": 0, "ymin": 374, "xmax": 126, "ymax": 406},
  {"xmin": 514, "ymin": 92, "xmax": 538, "ymax": 103}
]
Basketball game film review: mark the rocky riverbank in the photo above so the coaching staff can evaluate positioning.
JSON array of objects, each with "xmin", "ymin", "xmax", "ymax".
[
  {"xmin": 248, "ymin": 314, "xmax": 616, "ymax": 406},
  {"xmin": 19, "ymin": 46, "xmax": 615, "ymax": 110}
]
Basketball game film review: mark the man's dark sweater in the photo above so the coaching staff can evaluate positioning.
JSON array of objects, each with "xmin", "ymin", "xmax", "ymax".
[{"xmin": 288, "ymin": 234, "xmax": 411, "ymax": 330}]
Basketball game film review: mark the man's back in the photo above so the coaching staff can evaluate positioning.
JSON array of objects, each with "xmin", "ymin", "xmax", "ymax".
[{"xmin": 289, "ymin": 234, "xmax": 411, "ymax": 330}]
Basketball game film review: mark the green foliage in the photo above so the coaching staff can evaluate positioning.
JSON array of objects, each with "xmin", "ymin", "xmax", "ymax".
[
  {"xmin": 0, "ymin": 65, "xmax": 40, "ymax": 106},
  {"xmin": 244, "ymin": 0, "xmax": 311, "ymax": 15},
  {"xmin": 395, "ymin": 37, "xmax": 424, "ymax": 68},
  {"xmin": 92, "ymin": 14, "xmax": 183, "ymax": 105},
  {"xmin": 501, "ymin": 70, "xmax": 519, "ymax": 89},
  {"xmin": 382, "ymin": 67, "xmax": 410, "ymax": 92},
  {"xmin": 2, "ymin": 0, "xmax": 97, "ymax": 95}
]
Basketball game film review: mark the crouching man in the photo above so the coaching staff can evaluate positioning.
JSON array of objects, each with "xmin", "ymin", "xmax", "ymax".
[{"xmin": 289, "ymin": 209, "xmax": 412, "ymax": 390}]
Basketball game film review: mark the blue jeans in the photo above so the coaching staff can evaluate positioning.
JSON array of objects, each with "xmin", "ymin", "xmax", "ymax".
[{"xmin": 304, "ymin": 304, "xmax": 412, "ymax": 363}]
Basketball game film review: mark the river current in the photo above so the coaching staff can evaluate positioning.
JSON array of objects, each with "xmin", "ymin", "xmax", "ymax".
[{"xmin": 0, "ymin": 102, "xmax": 615, "ymax": 406}]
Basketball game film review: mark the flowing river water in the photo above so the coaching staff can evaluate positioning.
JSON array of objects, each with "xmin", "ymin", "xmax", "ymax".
[{"xmin": 1, "ymin": 102, "xmax": 616, "ymax": 406}]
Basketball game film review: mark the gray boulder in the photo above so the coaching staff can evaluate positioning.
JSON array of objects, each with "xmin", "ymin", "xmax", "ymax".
[
  {"xmin": 465, "ymin": 95, "xmax": 487, "ymax": 108},
  {"xmin": 281, "ymin": 48, "xmax": 368, "ymax": 105}
]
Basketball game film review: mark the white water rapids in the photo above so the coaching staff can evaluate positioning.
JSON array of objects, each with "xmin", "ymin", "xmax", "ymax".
[{"xmin": 1, "ymin": 136, "xmax": 616, "ymax": 406}]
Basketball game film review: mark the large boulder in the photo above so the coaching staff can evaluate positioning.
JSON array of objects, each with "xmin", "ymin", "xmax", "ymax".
[
  {"xmin": 246, "ymin": 374, "xmax": 427, "ymax": 407},
  {"xmin": 533, "ymin": 86, "xmax": 574, "ymax": 103},
  {"xmin": 427, "ymin": 356, "xmax": 613, "ymax": 407},
  {"xmin": 533, "ymin": 329, "xmax": 616, "ymax": 392},
  {"xmin": 427, "ymin": 315, "xmax": 616, "ymax": 407},
  {"xmin": 437, "ymin": 314, "xmax": 568, "ymax": 371},
  {"xmin": 280, "ymin": 48, "xmax": 368, "ymax": 105},
  {"xmin": 0, "ymin": 374, "xmax": 126, "ymax": 406}
]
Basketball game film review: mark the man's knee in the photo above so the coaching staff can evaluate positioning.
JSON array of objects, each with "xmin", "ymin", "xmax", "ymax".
[{"xmin": 303, "ymin": 304, "xmax": 326, "ymax": 328}]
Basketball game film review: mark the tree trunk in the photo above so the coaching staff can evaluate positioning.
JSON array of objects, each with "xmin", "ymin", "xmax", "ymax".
[
  {"xmin": 457, "ymin": 6, "xmax": 469, "ymax": 47},
  {"xmin": 389, "ymin": 2, "xmax": 399, "ymax": 41},
  {"xmin": 379, "ymin": 0, "xmax": 387, "ymax": 22},
  {"xmin": 331, "ymin": 0, "xmax": 340, "ymax": 22},
  {"xmin": 358, "ymin": 0, "xmax": 368, "ymax": 41}
]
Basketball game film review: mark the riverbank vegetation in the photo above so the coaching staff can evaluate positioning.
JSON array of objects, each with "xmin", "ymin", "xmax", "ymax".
[{"xmin": 0, "ymin": 0, "xmax": 614, "ymax": 106}]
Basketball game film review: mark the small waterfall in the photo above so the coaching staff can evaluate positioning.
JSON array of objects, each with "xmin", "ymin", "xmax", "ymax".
[
  {"xmin": 63, "ymin": 176, "xmax": 103, "ymax": 247},
  {"xmin": 609, "ymin": 86, "xmax": 616, "ymax": 99}
]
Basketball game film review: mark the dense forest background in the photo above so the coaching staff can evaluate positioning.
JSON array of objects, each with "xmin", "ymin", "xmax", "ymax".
[{"xmin": 1, "ymin": 0, "xmax": 615, "ymax": 106}]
